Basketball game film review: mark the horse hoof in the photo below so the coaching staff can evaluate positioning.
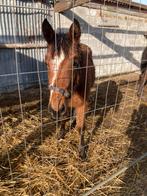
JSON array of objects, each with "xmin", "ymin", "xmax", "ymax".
[
  {"xmin": 79, "ymin": 147, "xmax": 87, "ymax": 160},
  {"xmin": 57, "ymin": 133, "xmax": 64, "ymax": 140},
  {"xmin": 57, "ymin": 129, "xmax": 67, "ymax": 140},
  {"xmin": 58, "ymin": 138, "xmax": 63, "ymax": 142}
]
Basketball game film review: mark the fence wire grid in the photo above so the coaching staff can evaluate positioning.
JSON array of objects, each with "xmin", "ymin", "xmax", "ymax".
[{"xmin": 0, "ymin": 0, "xmax": 147, "ymax": 196}]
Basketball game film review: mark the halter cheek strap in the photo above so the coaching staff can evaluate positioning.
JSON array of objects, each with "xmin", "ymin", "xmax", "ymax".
[{"xmin": 48, "ymin": 84, "xmax": 71, "ymax": 98}]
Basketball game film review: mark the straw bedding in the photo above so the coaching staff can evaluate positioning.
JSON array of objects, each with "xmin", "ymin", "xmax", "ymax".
[{"xmin": 0, "ymin": 73, "xmax": 147, "ymax": 196}]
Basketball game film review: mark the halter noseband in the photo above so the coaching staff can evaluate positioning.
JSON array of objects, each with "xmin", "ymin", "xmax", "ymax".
[{"xmin": 48, "ymin": 84, "xmax": 71, "ymax": 98}]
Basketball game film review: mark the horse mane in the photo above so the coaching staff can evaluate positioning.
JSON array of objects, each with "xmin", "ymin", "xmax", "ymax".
[
  {"xmin": 50, "ymin": 33, "xmax": 71, "ymax": 57},
  {"xmin": 72, "ymin": 43, "xmax": 95, "ymax": 99}
]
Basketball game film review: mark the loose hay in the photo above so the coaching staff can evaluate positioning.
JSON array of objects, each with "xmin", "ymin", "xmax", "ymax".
[{"xmin": 0, "ymin": 73, "xmax": 147, "ymax": 196}]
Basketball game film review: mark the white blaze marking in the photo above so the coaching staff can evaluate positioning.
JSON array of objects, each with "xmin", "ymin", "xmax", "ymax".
[{"xmin": 49, "ymin": 49, "xmax": 65, "ymax": 103}]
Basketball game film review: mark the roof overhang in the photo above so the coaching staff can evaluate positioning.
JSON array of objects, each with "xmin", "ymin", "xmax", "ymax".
[{"xmin": 54, "ymin": 0, "xmax": 147, "ymax": 13}]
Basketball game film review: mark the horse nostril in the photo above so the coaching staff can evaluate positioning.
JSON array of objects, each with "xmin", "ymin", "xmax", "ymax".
[
  {"xmin": 48, "ymin": 104, "xmax": 66, "ymax": 119},
  {"xmin": 48, "ymin": 105, "xmax": 56, "ymax": 119},
  {"xmin": 60, "ymin": 104, "xmax": 66, "ymax": 115},
  {"xmin": 48, "ymin": 105, "xmax": 52, "ymax": 114}
]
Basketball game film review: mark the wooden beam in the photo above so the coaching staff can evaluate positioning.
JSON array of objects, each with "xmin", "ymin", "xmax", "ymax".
[
  {"xmin": 0, "ymin": 43, "xmax": 47, "ymax": 49},
  {"xmin": 83, "ymin": 2, "xmax": 147, "ymax": 18},
  {"xmin": 54, "ymin": 0, "xmax": 89, "ymax": 12}
]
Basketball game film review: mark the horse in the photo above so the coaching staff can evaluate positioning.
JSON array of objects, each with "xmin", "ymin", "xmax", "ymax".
[
  {"xmin": 42, "ymin": 18, "xmax": 95, "ymax": 159},
  {"xmin": 137, "ymin": 46, "xmax": 147, "ymax": 98}
]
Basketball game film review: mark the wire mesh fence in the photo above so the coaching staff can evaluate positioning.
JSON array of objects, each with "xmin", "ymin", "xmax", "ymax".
[{"xmin": 0, "ymin": 0, "xmax": 147, "ymax": 195}]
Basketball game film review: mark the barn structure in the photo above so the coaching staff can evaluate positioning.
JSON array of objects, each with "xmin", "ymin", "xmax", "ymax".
[
  {"xmin": 0, "ymin": 0, "xmax": 147, "ymax": 92},
  {"xmin": 0, "ymin": 1, "xmax": 147, "ymax": 196}
]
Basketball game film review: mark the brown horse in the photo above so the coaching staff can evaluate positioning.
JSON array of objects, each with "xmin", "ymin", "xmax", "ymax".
[
  {"xmin": 42, "ymin": 18, "xmax": 95, "ymax": 159},
  {"xmin": 137, "ymin": 46, "xmax": 147, "ymax": 97}
]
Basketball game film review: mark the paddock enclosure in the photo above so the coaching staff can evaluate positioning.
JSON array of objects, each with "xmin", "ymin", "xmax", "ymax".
[{"xmin": 0, "ymin": 0, "xmax": 147, "ymax": 195}]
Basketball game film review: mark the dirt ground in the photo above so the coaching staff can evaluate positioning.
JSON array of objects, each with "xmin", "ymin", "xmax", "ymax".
[{"xmin": 0, "ymin": 73, "xmax": 147, "ymax": 196}]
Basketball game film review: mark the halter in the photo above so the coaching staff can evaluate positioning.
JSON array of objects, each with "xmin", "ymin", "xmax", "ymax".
[
  {"xmin": 48, "ymin": 34, "xmax": 80, "ymax": 99},
  {"xmin": 48, "ymin": 84, "xmax": 71, "ymax": 98}
]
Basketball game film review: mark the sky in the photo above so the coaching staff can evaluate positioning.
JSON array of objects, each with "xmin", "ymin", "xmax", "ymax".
[{"xmin": 133, "ymin": 0, "xmax": 147, "ymax": 5}]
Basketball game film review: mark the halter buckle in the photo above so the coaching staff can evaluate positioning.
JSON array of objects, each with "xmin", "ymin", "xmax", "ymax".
[{"xmin": 48, "ymin": 84, "xmax": 71, "ymax": 98}]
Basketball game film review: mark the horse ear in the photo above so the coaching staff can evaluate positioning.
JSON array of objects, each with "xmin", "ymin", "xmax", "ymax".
[
  {"xmin": 42, "ymin": 18, "xmax": 55, "ymax": 44},
  {"xmin": 68, "ymin": 19, "xmax": 81, "ymax": 42}
]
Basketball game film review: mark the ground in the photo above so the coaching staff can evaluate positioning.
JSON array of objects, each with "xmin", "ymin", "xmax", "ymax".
[{"xmin": 0, "ymin": 73, "xmax": 147, "ymax": 196}]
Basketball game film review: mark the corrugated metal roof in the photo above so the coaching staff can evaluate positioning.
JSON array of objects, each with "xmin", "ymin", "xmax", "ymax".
[
  {"xmin": 54, "ymin": 0, "xmax": 147, "ymax": 13},
  {"xmin": 0, "ymin": 0, "xmax": 52, "ymax": 92},
  {"xmin": 92, "ymin": 0, "xmax": 147, "ymax": 12}
]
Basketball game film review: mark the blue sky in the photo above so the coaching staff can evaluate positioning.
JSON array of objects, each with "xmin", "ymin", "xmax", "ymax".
[{"xmin": 133, "ymin": 0, "xmax": 147, "ymax": 5}]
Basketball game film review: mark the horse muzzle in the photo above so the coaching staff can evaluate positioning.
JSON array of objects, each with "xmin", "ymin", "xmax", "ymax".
[{"xmin": 48, "ymin": 104, "xmax": 67, "ymax": 120}]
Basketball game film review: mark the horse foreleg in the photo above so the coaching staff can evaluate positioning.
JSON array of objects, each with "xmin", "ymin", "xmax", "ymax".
[
  {"xmin": 76, "ymin": 102, "xmax": 88, "ymax": 160},
  {"xmin": 58, "ymin": 120, "xmax": 67, "ymax": 140}
]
